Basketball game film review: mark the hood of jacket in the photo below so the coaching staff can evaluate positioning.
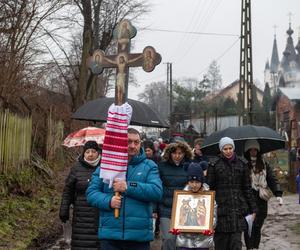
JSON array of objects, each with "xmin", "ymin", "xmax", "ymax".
[
  {"xmin": 129, "ymin": 148, "xmax": 147, "ymax": 166},
  {"xmin": 162, "ymin": 141, "xmax": 194, "ymax": 163}
]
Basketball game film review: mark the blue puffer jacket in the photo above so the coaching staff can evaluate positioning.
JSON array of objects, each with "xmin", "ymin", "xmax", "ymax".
[{"xmin": 86, "ymin": 148, "xmax": 163, "ymax": 242}]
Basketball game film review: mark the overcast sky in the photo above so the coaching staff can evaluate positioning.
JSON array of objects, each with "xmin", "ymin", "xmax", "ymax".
[{"xmin": 126, "ymin": 0, "xmax": 300, "ymax": 100}]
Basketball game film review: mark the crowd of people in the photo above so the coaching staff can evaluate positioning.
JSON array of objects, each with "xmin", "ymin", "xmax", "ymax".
[{"xmin": 60, "ymin": 131, "xmax": 285, "ymax": 250}]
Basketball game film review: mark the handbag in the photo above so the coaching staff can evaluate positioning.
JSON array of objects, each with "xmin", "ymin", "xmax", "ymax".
[{"xmin": 258, "ymin": 187, "xmax": 273, "ymax": 201}]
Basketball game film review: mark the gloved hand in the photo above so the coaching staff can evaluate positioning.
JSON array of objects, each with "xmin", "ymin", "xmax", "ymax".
[{"xmin": 276, "ymin": 197, "xmax": 283, "ymax": 206}]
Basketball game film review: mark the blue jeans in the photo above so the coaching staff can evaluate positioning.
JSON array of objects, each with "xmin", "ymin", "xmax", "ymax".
[{"xmin": 100, "ymin": 240, "xmax": 150, "ymax": 250}]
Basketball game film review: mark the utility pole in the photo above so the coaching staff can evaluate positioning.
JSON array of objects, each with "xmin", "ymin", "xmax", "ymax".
[
  {"xmin": 169, "ymin": 63, "xmax": 173, "ymax": 117},
  {"xmin": 165, "ymin": 62, "xmax": 173, "ymax": 138},
  {"xmin": 239, "ymin": 0, "xmax": 254, "ymax": 125}
]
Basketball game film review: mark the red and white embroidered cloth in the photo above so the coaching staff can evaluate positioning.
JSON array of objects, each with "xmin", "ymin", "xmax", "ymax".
[{"xmin": 100, "ymin": 103, "xmax": 132, "ymax": 187}]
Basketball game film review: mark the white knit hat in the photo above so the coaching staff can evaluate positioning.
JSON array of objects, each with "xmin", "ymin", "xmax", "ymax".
[
  {"xmin": 219, "ymin": 137, "xmax": 235, "ymax": 151},
  {"xmin": 244, "ymin": 139, "xmax": 260, "ymax": 152}
]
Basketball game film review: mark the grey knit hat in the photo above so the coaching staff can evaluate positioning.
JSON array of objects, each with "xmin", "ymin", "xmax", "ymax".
[
  {"xmin": 244, "ymin": 139, "xmax": 260, "ymax": 152},
  {"xmin": 219, "ymin": 137, "xmax": 235, "ymax": 151}
]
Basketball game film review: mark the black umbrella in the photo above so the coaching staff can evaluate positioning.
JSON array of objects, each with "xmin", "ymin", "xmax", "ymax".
[
  {"xmin": 201, "ymin": 125, "xmax": 286, "ymax": 155},
  {"xmin": 72, "ymin": 97, "xmax": 169, "ymax": 128}
]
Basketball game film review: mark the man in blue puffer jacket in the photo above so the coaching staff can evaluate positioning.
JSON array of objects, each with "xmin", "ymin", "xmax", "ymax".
[{"xmin": 86, "ymin": 128, "xmax": 163, "ymax": 250}]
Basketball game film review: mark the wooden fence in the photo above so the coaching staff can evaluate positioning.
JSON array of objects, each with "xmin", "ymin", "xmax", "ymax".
[
  {"xmin": 0, "ymin": 110, "xmax": 32, "ymax": 173},
  {"xmin": 46, "ymin": 110, "xmax": 64, "ymax": 161}
]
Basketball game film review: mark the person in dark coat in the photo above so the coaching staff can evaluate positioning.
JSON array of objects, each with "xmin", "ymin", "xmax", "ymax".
[
  {"xmin": 192, "ymin": 138, "xmax": 208, "ymax": 162},
  {"xmin": 297, "ymin": 167, "xmax": 300, "ymax": 204},
  {"xmin": 143, "ymin": 140, "xmax": 162, "ymax": 164},
  {"xmin": 192, "ymin": 138, "xmax": 209, "ymax": 178},
  {"xmin": 207, "ymin": 137, "xmax": 257, "ymax": 250},
  {"xmin": 158, "ymin": 140, "xmax": 193, "ymax": 250},
  {"xmin": 143, "ymin": 140, "xmax": 162, "ymax": 237},
  {"xmin": 243, "ymin": 139, "xmax": 283, "ymax": 250},
  {"xmin": 59, "ymin": 140, "xmax": 101, "ymax": 250}
]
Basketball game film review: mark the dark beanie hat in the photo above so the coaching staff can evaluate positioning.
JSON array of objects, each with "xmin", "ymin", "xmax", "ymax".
[
  {"xmin": 187, "ymin": 162, "xmax": 204, "ymax": 182},
  {"xmin": 199, "ymin": 161, "xmax": 208, "ymax": 171},
  {"xmin": 83, "ymin": 140, "xmax": 100, "ymax": 153},
  {"xmin": 143, "ymin": 140, "xmax": 155, "ymax": 152}
]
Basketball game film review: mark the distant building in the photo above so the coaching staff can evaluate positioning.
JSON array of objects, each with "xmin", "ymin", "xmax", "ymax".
[
  {"xmin": 203, "ymin": 79, "xmax": 263, "ymax": 103},
  {"xmin": 267, "ymin": 21, "xmax": 300, "ymax": 192},
  {"xmin": 186, "ymin": 80, "xmax": 263, "ymax": 137},
  {"xmin": 264, "ymin": 22, "xmax": 300, "ymax": 95}
]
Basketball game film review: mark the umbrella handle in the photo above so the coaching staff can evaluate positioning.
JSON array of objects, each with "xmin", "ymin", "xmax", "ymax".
[{"xmin": 114, "ymin": 191, "xmax": 120, "ymax": 218}]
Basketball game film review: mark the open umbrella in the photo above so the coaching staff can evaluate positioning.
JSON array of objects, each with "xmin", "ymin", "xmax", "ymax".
[
  {"xmin": 201, "ymin": 125, "xmax": 286, "ymax": 155},
  {"xmin": 63, "ymin": 126, "xmax": 105, "ymax": 147},
  {"xmin": 71, "ymin": 97, "xmax": 169, "ymax": 128}
]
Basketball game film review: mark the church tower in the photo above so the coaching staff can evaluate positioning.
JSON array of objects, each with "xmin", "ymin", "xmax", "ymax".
[
  {"xmin": 278, "ymin": 21, "xmax": 299, "ymax": 87},
  {"xmin": 267, "ymin": 34, "xmax": 280, "ymax": 95},
  {"xmin": 265, "ymin": 20, "xmax": 300, "ymax": 93}
]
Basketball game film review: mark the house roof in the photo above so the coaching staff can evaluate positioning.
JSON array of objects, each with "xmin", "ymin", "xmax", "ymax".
[
  {"xmin": 203, "ymin": 79, "xmax": 263, "ymax": 101},
  {"xmin": 279, "ymin": 87, "xmax": 300, "ymax": 100}
]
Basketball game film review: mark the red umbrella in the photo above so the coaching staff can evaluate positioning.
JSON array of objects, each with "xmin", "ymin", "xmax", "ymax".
[{"xmin": 63, "ymin": 127, "xmax": 105, "ymax": 147}]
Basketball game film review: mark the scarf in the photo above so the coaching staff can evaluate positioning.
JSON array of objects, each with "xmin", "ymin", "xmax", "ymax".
[
  {"xmin": 251, "ymin": 161, "xmax": 267, "ymax": 191},
  {"xmin": 84, "ymin": 154, "xmax": 101, "ymax": 167}
]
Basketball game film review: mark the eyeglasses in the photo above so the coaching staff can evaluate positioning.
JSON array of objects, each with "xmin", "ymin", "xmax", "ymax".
[{"xmin": 128, "ymin": 139, "xmax": 141, "ymax": 145}]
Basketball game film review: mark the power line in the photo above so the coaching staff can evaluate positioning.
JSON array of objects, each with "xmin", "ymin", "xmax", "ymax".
[
  {"xmin": 196, "ymin": 37, "xmax": 240, "ymax": 77},
  {"xmin": 139, "ymin": 37, "xmax": 240, "ymax": 86},
  {"xmin": 143, "ymin": 28, "xmax": 239, "ymax": 37},
  {"xmin": 175, "ymin": 0, "xmax": 224, "ymax": 64}
]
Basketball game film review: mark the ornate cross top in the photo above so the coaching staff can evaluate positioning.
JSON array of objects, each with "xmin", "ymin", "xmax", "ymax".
[{"xmin": 88, "ymin": 20, "xmax": 162, "ymax": 105}]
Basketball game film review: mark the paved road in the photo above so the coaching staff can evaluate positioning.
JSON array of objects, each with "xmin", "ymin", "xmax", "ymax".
[
  {"xmin": 49, "ymin": 194, "xmax": 300, "ymax": 250},
  {"xmin": 250, "ymin": 194, "xmax": 300, "ymax": 250}
]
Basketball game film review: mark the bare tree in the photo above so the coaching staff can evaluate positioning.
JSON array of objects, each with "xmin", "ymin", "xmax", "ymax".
[
  {"xmin": 0, "ymin": 0, "xmax": 63, "ymax": 109},
  {"xmin": 206, "ymin": 60, "xmax": 223, "ymax": 92},
  {"xmin": 138, "ymin": 81, "xmax": 169, "ymax": 122}
]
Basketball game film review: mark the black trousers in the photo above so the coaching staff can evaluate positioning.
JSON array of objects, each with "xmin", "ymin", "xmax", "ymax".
[
  {"xmin": 100, "ymin": 240, "xmax": 150, "ymax": 250},
  {"xmin": 244, "ymin": 196, "xmax": 268, "ymax": 249},
  {"xmin": 244, "ymin": 212, "xmax": 267, "ymax": 248},
  {"xmin": 214, "ymin": 232, "xmax": 242, "ymax": 250}
]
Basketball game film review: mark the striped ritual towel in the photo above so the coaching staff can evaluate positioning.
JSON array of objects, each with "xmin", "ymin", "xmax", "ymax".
[{"xmin": 100, "ymin": 103, "xmax": 132, "ymax": 187}]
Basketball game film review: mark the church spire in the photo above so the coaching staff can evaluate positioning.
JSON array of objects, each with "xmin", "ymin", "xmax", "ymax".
[
  {"xmin": 295, "ymin": 27, "xmax": 300, "ymax": 53},
  {"xmin": 295, "ymin": 27, "xmax": 300, "ymax": 69},
  {"xmin": 270, "ymin": 33, "xmax": 279, "ymax": 73},
  {"xmin": 281, "ymin": 17, "xmax": 297, "ymax": 70}
]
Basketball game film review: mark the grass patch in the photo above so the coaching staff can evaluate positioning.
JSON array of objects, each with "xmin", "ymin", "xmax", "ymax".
[
  {"xmin": 0, "ymin": 160, "xmax": 65, "ymax": 250},
  {"xmin": 0, "ymin": 187, "xmax": 61, "ymax": 250}
]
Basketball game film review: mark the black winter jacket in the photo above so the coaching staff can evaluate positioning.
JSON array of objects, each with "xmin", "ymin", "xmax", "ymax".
[
  {"xmin": 207, "ymin": 155, "xmax": 257, "ymax": 233},
  {"xmin": 158, "ymin": 160, "xmax": 188, "ymax": 218},
  {"xmin": 59, "ymin": 156, "xmax": 100, "ymax": 250}
]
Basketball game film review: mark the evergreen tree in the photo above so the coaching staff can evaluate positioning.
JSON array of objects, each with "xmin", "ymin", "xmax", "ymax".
[{"xmin": 261, "ymin": 83, "xmax": 272, "ymax": 127}]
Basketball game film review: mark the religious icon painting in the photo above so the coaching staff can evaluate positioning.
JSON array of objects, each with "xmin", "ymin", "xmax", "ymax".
[
  {"xmin": 170, "ymin": 190, "xmax": 215, "ymax": 233},
  {"xmin": 142, "ymin": 47, "xmax": 155, "ymax": 72}
]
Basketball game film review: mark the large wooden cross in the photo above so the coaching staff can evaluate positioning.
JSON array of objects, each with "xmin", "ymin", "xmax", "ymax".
[{"xmin": 87, "ymin": 19, "xmax": 162, "ymax": 105}]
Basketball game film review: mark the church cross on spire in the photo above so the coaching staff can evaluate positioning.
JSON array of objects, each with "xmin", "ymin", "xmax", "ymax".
[
  {"xmin": 288, "ymin": 12, "xmax": 293, "ymax": 26},
  {"xmin": 273, "ymin": 25, "xmax": 277, "ymax": 38}
]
